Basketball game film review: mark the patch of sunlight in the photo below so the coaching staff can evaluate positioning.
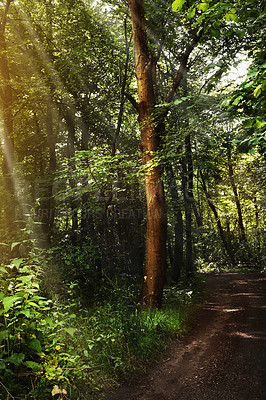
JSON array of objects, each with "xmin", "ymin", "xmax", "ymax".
[{"xmin": 232, "ymin": 331, "xmax": 266, "ymax": 340}]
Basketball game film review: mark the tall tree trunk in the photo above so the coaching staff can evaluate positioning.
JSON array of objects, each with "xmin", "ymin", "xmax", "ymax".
[
  {"xmin": 227, "ymin": 148, "xmax": 246, "ymax": 242},
  {"xmin": 38, "ymin": 98, "xmax": 56, "ymax": 244},
  {"xmin": 182, "ymin": 159, "xmax": 193, "ymax": 276},
  {"xmin": 65, "ymin": 107, "xmax": 78, "ymax": 238},
  {"xmin": 167, "ymin": 164, "xmax": 184, "ymax": 282},
  {"xmin": 0, "ymin": 0, "xmax": 15, "ymax": 233},
  {"xmin": 128, "ymin": 0, "xmax": 201, "ymax": 306},
  {"xmin": 103, "ymin": 17, "xmax": 130, "ymax": 244},
  {"xmin": 200, "ymin": 171, "xmax": 235, "ymax": 265},
  {"xmin": 128, "ymin": 0, "xmax": 167, "ymax": 308}
]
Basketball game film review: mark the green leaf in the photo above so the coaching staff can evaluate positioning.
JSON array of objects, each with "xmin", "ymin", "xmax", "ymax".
[
  {"xmin": 220, "ymin": 98, "xmax": 231, "ymax": 107},
  {"xmin": 210, "ymin": 29, "xmax": 220, "ymax": 39},
  {"xmin": 6, "ymin": 353, "xmax": 25, "ymax": 365},
  {"xmin": 173, "ymin": 99, "xmax": 184, "ymax": 105},
  {"xmin": 44, "ymin": 316, "xmax": 54, "ymax": 325},
  {"xmin": 28, "ymin": 338, "xmax": 42, "ymax": 353},
  {"xmin": 232, "ymin": 96, "xmax": 243, "ymax": 106},
  {"xmin": 11, "ymin": 242, "xmax": 21, "ymax": 251},
  {"xmin": 254, "ymin": 84, "xmax": 262, "ymax": 98},
  {"xmin": 172, "ymin": 0, "xmax": 186, "ymax": 12},
  {"xmin": 236, "ymin": 29, "xmax": 245, "ymax": 39},
  {"xmin": 254, "ymin": 119, "xmax": 265, "ymax": 129},
  {"xmin": 197, "ymin": 2, "xmax": 209, "ymax": 12},
  {"xmin": 19, "ymin": 309, "xmax": 31, "ymax": 318},
  {"xmin": 11, "ymin": 258, "xmax": 24, "ymax": 268},
  {"xmin": 243, "ymin": 118, "xmax": 255, "ymax": 128},
  {"xmin": 187, "ymin": 7, "xmax": 196, "ymax": 18},
  {"xmin": 0, "ymin": 329, "xmax": 9, "ymax": 341},
  {"xmin": 225, "ymin": 12, "xmax": 237, "ymax": 22},
  {"xmin": 17, "ymin": 275, "xmax": 33, "ymax": 285},
  {"xmin": 24, "ymin": 361, "xmax": 42, "ymax": 372},
  {"xmin": 0, "ymin": 360, "xmax": 5, "ymax": 369},
  {"xmin": 65, "ymin": 327, "xmax": 76, "ymax": 336},
  {"xmin": 243, "ymin": 80, "xmax": 255, "ymax": 89},
  {"xmin": 3, "ymin": 295, "xmax": 23, "ymax": 312}
]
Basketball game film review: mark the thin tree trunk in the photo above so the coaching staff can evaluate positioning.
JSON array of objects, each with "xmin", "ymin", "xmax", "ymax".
[
  {"xmin": 167, "ymin": 164, "xmax": 184, "ymax": 281},
  {"xmin": 200, "ymin": 171, "xmax": 235, "ymax": 265},
  {"xmin": 65, "ymin": 107, "xmax": 79, "ymax": 238},
  {"xmin": 182, "ymin": 159, "xmax": 193, "ymax": 276},
  {"xmin": 227, "ymin": 148, "xmax": 246, "ymax": 241},
  {"xmin": 40, "ymin": 98, "xmax": 56, "ymax": 242},
  {"xmin": 103, "ymin": 16, "xmax": 131, "ymax": 241}
]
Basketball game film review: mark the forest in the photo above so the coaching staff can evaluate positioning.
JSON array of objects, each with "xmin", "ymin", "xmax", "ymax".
[{"xmin": 0, "ymin": 0, "xmax": 265, "ymax": 398}]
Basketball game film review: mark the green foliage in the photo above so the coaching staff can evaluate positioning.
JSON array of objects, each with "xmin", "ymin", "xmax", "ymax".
[
  {"xmin": 172, "ymin": 0, "xmax": 186, "ymax": 12},
  {"xmin": 0, "ymin": 255, "xmax": 203, "ymax": 399},
  {"xmin": 0, "ymin": 258, "xmax": 51, "ymax": 398}
]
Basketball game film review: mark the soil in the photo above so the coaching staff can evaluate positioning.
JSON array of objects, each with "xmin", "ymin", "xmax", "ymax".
[{"xmin": 108, "ymin": 272, "xmax": 266, "ymax": 400}]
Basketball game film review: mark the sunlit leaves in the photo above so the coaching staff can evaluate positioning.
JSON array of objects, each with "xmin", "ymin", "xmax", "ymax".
[
  {"xmin": 2, "ymin": 295, "xmax": 23, "ymax": 312},
  {"xmin": 187, "ymin": 7, "xmax": 196, "ymax": 19},
  {"xmin": 225, "ymin": 8, "xmax": 237, "ymax": 22},
  {"xmin": 197, "ymin": 2, "xmax": 209, "ymax": 12},
  {"xmin": 253, "ymin": 84, "xmax": 262, "ymax": 98},
  {"xmin": 172, "ymin": 0, "xmax": 186, "ymax": 12}
]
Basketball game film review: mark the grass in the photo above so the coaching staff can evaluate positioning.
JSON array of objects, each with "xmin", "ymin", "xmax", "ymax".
[
  {"xmin": 50, "ymin": 275, "xmax": 205, "ymax": 399},
  {"xmin": 0, "ymin": 259, "xmax": 205, "ymax": 400}
]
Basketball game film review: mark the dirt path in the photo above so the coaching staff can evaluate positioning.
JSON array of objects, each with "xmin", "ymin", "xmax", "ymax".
[{"xmin": 109, "ymin": 273, "xmax": 266, "ymax": 400}]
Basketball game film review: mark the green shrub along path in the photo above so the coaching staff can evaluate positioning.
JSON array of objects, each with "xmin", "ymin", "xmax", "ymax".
[
  {"xmin": 108, "ymin": 272, "xmax": 266, "ymax": 400},
  {"xmin": 0, "ymin": 257, "xmax": 203, "ymax": 399}
]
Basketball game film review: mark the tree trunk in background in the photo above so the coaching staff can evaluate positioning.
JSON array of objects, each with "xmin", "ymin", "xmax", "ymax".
[
  {"xmin": 181, "ymin": 71, "xmax": 201, "ymax": 277},
  {"xmin": 65, "ymin": 107, "xmax": 78, "ymax": 239},
  {"xmin": 39, "ymin": 98, "xmax": 56, "ymax": 244},
  {"xmin": 182, "ymin": 141, "xmax": 193, "ymax": 277},
  {"xmin": 128, "ymin": 0, "xmax": 167, "ymax": 308},
  {"xmin": 80, "ymin": 122, "xmax": 90, "ymax": 234},
  {"xmin": 0, "ymin": 0, "xmax": 15, "ymax": 234},
  {"xmin": 173, "ymin": 216, "xmax": 183, "ymax": 281},
  {"xmin": 200, "ymin": 171, "xmax": 235, "ymax": 265},
  {"xmin": 227, "ymin": 148, "xmax": 246, "ymax": 242},
  {"xmin": 168, "ymin": 164, "xmax": 183, "ymax": 282}
]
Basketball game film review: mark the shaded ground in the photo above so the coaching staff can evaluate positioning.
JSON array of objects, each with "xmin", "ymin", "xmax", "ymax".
[{"xmin": 109, "ymin": 272, "xmax": 266, "ymax": 400}]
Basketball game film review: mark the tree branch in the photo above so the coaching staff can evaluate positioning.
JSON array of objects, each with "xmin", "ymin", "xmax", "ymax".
[
  {"xmin": 0, "ymin": 0, "xmax": 13, "ymax": 33},
  {"xmin": 166, "ymin": 33, "xmax": 202, "ymax": 104},
  {"xmin": 125, "ymin": 91, "xmax": 139, "ymax": 112}
]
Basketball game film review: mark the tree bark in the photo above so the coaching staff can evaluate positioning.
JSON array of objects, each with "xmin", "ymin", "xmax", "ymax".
[
  {"xmin": 227, "ymin": 148, "xmax": 246, "ymax": 242},
  {"xmin": 200, "ymin": 171, "xmax": 235, "ymax": 265},
  {"xmin": 182, "ymin": 158, "xmax": 193, "ymax": 276},
  {"xmin": 167, "ymin": 164, "xmax": 184, "ymax": 281},
  {"xmin": 128, "ymin": 0, "xmax": 202, "ymax": 306},
  {"xmin": 65, "ymin": 106, "xmax": 79, "ymax": 237},
  {"xmin": 128, "ymin": 0, "xmax": 167, "ymax": 308},
  {"xmin": 38, "ymin": 98, "xmax": 56, "ymax": 243}
]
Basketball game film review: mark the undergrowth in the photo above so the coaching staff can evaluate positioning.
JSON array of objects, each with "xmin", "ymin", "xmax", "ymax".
[{"xmin": 0, "ymin": 257, "xmax": 204, "ymax": 400}]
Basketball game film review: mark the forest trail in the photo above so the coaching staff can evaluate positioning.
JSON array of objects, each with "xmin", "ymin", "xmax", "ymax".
[{"xmin": 109, "ymin": 273, "xmax": 266, "ymax": 400}]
